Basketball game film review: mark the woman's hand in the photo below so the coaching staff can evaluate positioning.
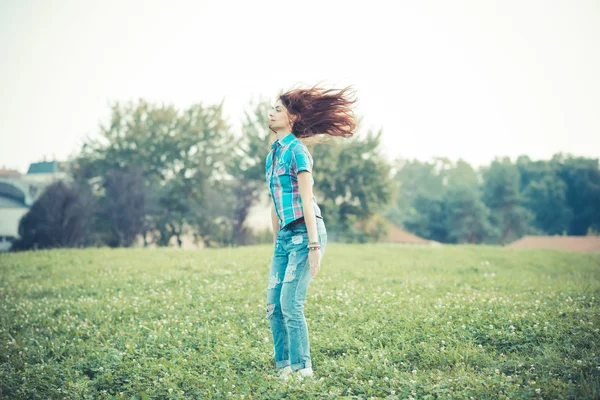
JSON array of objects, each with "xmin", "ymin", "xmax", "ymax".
[{"xmin": 308, "ymin": 248, "xmax": 321, "ymax": 277}]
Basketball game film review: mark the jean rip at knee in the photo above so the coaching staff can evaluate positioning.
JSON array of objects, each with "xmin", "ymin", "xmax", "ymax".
[
  {"xmin": 283, "ymin": 264, "xmax": 297, "ymax": 283},
  {"xmin": 266, "ymin": 303, "xmax": 275, "ymax": 320},
  {"xmin": 267, "ymin": 272, "xmax": 280, "ymax": 290}
]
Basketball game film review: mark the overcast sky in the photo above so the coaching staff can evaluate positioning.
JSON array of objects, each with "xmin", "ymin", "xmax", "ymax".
[{"xmin": 1, "ymin": 0, "xmax": 599, "ymax": 173}]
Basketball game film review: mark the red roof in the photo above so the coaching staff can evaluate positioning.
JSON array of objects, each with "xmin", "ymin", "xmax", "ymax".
[
  {"xmin": 354, "ymin": 216, "xmax": 433, "ymax": 244},
  {"xmin": 385, "ymin": 223, "xmax": 432, "ymax": 244},
  {"xmin": 508, "ymin": 235, "xmax": 600, "ymax": 252},
  {"xmin": 0, "ymin": 169, "xmax": 21, "ymax": 177}
]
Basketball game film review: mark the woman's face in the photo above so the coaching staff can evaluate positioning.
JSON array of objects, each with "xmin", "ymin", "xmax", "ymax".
[{"xmin": 268, "ymin": 99, "xmax": 293, "ymax": 133}]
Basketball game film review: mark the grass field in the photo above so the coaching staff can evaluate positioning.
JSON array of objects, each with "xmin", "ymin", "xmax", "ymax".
[{"xmin": 1, "ymin": 244, "xmax": 599, "ymax": 399}]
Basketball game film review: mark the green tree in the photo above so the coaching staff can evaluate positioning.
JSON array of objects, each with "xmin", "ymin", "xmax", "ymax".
[
  {"xmin": 386, "ymin": 158, "xmax": 447, "ymax": 227},
  {"xmin": 403, "ymin": 194, "xmax": 447, "ymax": 242},
  {"xmin": 443, "ymin": 185, "xmax": 497, "ymax": 243},
  {"xmin": 11, "ymin": 181, "xmax": 95, "ymax": 251},
  {"xmin": 481, "ymin": 157, "xmax": 535, "ymax": 244},
  {"xmin": 555, "ymin": 154, "xmax": 600, "ymax": 235},
  {"xmin": 445, "ymin": 159, "xmax": 480, "ymax": 188},
  {"xmin": 98, "ymin": 166, "xmax": 146, "ymax": 247},
  {"xmin": 227, "ymin": 98, "xmax": 272, "ymax": 245},
  {"xmin": 522, "ymin": 174, "xmax": 572, "ymax": 235},
  {"xmin": 396, "ymin": 158, "xmax": 491, "ymax": 243},
  {"xmin": 516, "ymin": 155, "xmax": 572, "ymax": 234},
  {"xmin": 311, "ymin": 129, "xmax": 394, "ymax": 242},
  {"xmin": 74, "ymin": 99, "xmax": 233, "ymax": 247},
  {"xmin": 516, "ymin": 154, "xmax": 600, "ymax": 235}
]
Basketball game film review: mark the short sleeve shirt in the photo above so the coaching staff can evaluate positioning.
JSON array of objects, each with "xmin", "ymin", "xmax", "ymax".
[{"xmin": 265, "ymin": 133, "xmax": 323, "ymax": 228}]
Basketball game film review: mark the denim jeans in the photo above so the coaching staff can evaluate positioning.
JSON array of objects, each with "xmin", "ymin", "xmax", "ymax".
[{"xmin": 266, "ymin": 218, "xmax": 327, "ymax": 371}]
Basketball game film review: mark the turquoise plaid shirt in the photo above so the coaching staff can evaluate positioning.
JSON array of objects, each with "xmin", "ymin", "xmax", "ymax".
[{"xmin": 265, "ymin": 133, "xmax": 323, "ymax": 229}]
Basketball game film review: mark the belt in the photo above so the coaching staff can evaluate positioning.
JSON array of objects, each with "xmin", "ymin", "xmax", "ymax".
[{"xmin": 282, "ymin": 216, "xmax": 322, "ymax": 230}]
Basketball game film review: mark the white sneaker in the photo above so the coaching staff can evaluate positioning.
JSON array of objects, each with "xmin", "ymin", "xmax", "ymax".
[
  {"xmin": 295, "ymin": 367, "xmax": 314, "ymax": 379},
  {"xmin": 277, "ymin": 366, "xmax": 293, "ymax": 381}
]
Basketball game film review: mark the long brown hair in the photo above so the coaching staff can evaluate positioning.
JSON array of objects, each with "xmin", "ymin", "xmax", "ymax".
[{"xmin": 278, "ymin": 84, "xmax": 358, "ymax": 140}]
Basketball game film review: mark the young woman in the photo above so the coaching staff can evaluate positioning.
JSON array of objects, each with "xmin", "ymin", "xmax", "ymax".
[{"xmin": 264, "ymin": 84, "xmax": 357, "ymax": 380}]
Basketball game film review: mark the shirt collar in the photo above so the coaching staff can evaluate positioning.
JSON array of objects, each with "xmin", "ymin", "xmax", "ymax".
[{"xmin": 272, "ymin": 133, "xmax": 296, "ymax": 150}]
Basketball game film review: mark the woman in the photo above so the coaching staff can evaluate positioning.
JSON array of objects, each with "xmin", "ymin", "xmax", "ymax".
[{"xmin": 265, "ymin": 84, "xmax": 357, "ymax": 380}]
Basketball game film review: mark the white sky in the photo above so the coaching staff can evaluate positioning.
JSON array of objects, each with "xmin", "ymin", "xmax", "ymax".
[{"xmin": 1, "ymin": 0, "xmax": 599, "ymax": 174}]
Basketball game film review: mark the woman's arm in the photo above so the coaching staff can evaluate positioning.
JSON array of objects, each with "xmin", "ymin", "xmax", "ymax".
[
  {"xmin": 298, "ymin": 171, "xmax": 319, "ymax": 244},
  {"xmin": 271, "ymin": 203, "xmax": 279, "ymax": 243}
]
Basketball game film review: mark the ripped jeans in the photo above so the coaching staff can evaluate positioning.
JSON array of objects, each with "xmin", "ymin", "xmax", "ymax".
[{"xmin": 266, "ymin": 218, "xmax": 327, "ymax": 371}]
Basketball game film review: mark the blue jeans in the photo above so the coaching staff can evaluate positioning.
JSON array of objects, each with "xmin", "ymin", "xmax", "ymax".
[{"xmin": 266, "ymin": 218, "xmax": 327, "ymax": 371}]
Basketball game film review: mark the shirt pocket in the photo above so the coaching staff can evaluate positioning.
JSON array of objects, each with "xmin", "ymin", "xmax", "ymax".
[{"xmin": 275, "ymin": 159, "xmax": 287, "ymax": 176}]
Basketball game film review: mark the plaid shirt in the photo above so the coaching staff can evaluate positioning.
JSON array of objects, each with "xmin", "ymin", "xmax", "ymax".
[{"xmin": 265, "ymin": 133, "xmax": 323, "ymax": 229}]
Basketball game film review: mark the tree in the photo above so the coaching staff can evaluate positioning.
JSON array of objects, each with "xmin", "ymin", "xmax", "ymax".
[
  {"xmin": 226, "ymin": 98, "xmax": 272, "ymax": 245},
  {"xmin": 445, "ymin": 159, "xmax": 480, "ymax": 188},
  {"xmin": 443, "ymin": 185, "xmax": 497, "ymax": 243},
  {"xmin": 555, "ymin": 154, "xmax": 600, "ymax": 235},
  {"xmin": 187, "ymin": 179, "xmax": 235, "ymax": 247},
  {"xmin": 516, "ymin": 154, "xmax": 600, "ymax": 236},
  {"xmin": 395, "ymin": 158, "xmax": 493, "ymax": 243},
  {"xmin": 97, "ymin": 166, "xmax": 146, "ymax": 247},
  {"xmin": 74, "ymin": 99, "xmax": 233, "ymax": 247},
  {"xmin": 386, "ymin": 158, "xmax": 447, "ymax": 227},
  {"xmin": 516, "ymin": 155, "xmax": 572, "ymax": 234},
  {"xmin": 11, "ymin": 181, "xmax": 95, "ymax": 251},
  {"xmin": 403, "ymin": 194, "xmax": 447, "ymax": 242},
  {"xmin": 481, "ymin": 157, "xmax": 535, "ymax": 244},
  {"xmin": 311, "ymin": 129, "xmax": 394, "ymax": 242},
  {"xmin": 522, "ymin": 174, "xmax": 572, "ymax": 235}
]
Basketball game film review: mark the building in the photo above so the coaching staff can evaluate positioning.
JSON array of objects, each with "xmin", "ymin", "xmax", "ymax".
[{"xmin": 0, "ymin": 161, "xmax": 72, "ymax": 251}]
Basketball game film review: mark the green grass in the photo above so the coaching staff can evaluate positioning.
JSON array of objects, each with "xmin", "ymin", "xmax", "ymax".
[{"xmin": 1, "ymin": 244, "xmax": 599, "ymax": 399}]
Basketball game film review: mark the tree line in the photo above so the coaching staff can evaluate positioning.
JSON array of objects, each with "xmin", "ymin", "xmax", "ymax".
[
  {"xmin": 11, "ymin": 99, "xmax": 600, "ymax": 251},
  {"xmin": 386, "ymin": 155, "xmax": 600, "ymax": 244}
]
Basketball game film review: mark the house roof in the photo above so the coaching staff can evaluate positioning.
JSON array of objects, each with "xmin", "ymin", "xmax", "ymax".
[
  {"xmin": 0, "ymin": 181, "xmax": 26, "ymax": 205},
  {"xmin": 385, "ymin": 223, "xmax": 432, "ymax": 244},
  {"xmin": 355, "ymin": 215, "xmax": 433, "ymax": 244},
  {"xmin": 508, "ymin": 235, "xmax": 600, "ymax": 253},
  {"xmin": 0, "ymin": 169, "xmax": 21, "ymax": 177},
  {"xmin": 27, "ymin": 161, "xmax": 70, "ymax": 174}
]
